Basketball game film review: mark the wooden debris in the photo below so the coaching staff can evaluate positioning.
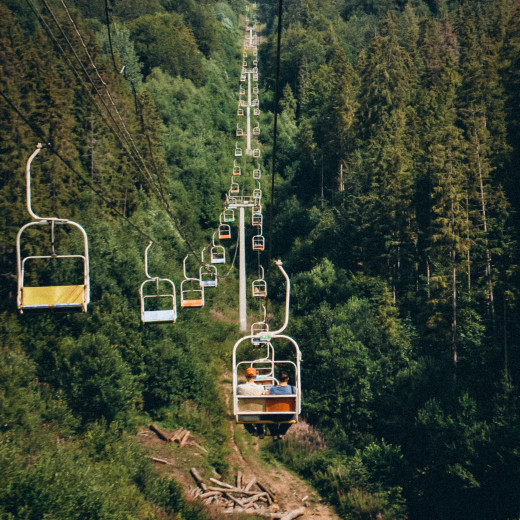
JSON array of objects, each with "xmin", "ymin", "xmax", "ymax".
[
  {"xmin": 280, "ymin": 507, "xmax": 306, "ymax": 520},
  {"xmin": 150, "ymin": 457, "xmax": 171, "ymax": 465},
  {"xmin": 149, "ymin": 425, "xmax": 194, "ymax": 449},
  {"xmin": 150, "ymin": 424, "xmax": 173, "ymax": 442},
  {"xmin": 190, "ymin": 468, "xmax": 305, "ymax": 517},
  {"xmin": 190, "ymin": 467, "xmax": 208, "ymax": 492},
  {"xmin": 179, "ymin": 429, "xmax": 191, "ymax": 448}
]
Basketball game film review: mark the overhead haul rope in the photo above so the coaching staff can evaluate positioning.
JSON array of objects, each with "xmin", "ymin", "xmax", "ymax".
[
  {"xmin": 267, "ymin": 0, "xmax": 283, "ymax": 268},
  {"xmin": 0, "ymin": 89, "xmax": 156, "ymax": 244},
  {"xmin": 59, "ymin": 0, "xmax": 203, "ymax": 261},
  {"xmin": 103, "ymin": 0, "xmax": 118, "ymax": 73},
  {"xmin": 27, "ymin": 0, "xmax": 204, "ymax": 262}
]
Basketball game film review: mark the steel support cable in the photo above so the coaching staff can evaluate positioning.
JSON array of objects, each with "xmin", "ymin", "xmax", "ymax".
[
  {"xmin": 37, "ymin": 0, "xmax": 203, "ymax": 262},
  {"xmin": 52, "ymin": 0, "xmax": 152, "ymax": 182},
  {"xmin": 30, "ymin": 0, "xmax": 142, "ymax": 180},
  {"xmin": 26, "ymin": 0, "xmax": 170, "ymax": 250},
  {"xmin": 103, "ymin": 0, "xmax": 118, "ymax": 72},
  {"xmin": 58, "ymin": 0, "xmax": 203, "ymax": 261},
  {"xmin": 0, "ymin": 89, "xmax": 156, "ymax": 244},
  {"xmin": 60, "ymin": 0, "xmax": 170, "ymax": 214},
  {"xmin": 267, "ymin": 0, "xmax": 283, "ymax": 271}
]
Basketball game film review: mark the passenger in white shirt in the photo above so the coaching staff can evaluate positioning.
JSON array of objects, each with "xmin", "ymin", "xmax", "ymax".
[{"xmin": 237, "ymin": 367, "xmax": 265, "ymax": 438}]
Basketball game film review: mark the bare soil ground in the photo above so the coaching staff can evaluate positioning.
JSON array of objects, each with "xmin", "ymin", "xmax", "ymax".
[{"xmin": 135, "ymin": 385, "xmax": 341, "ymax": 520}]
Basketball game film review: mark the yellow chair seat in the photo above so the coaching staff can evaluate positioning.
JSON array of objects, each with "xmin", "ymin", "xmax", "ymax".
[{"xmin": 22, "ymin": 285, "xmax": 85, "ymax": 308}]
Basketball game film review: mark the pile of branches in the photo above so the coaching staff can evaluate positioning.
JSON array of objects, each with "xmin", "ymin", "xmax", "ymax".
[{"xmin": 190, "ymin": 468, "xmax": 306, "ymax": 519}]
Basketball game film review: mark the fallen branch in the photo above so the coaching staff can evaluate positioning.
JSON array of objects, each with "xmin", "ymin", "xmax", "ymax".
[
  {"xmin": 280, "ymin": 507, "xmax": 306, "ymax": 520},
  {"xmin": 190, "ymin": 467, "xmax": 208, "ymax": 492},
  {"xmin": 150, "ymin": 424, "xmax": 173, "ymax": 442},
  {"xmin": 179, "ymin": 430, "xmax": 191, "ymax": 448},
  {"xmin": 150, "ymin": 457, "xmax": 171, "ymax": 465}
]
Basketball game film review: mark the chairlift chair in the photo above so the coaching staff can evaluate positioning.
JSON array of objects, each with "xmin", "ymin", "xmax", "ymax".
[
  {"xmin": 251, "ymin": 306, "xmax": 269, "ymax": 345},
  {"xmin": 252, "ymin": 234, "xmax": 265, "ymax": 251},
  {"xmin": 222, "ymin": 209, "xmax": 235, "ymax": 222},
  {"xmin": 181, "ymin": 255, "xmax": 204, "ymax": 307},
  {"xmin": 219, "ymin": 223, "xmax": 231, "ymax": 240},
  {"xmin": 253, "ymin": 86, "xmax": 259, "ymax": 94},
  {"xmin": 236, "ymin": 126, "xmax": 244, "ymax": 137},
  {"xmin": 253, "ymin": 167, "xmax": 261, "ymax": 179},
  {"xmin": 139, "ymin": 242, "xmax": 177, "ymax": 323},
  {"xmin": 233, "ymin": 261, "xmax": 301, "ymax": 430},
  {"xmin": 252, "ymin": 149, "xmax": 261, "ymax": 158},
  {"xmin": 235, "ymin": 143, "xmax": 242, "ymax": 157},
  {"xmin": 253, "ymin": 126, "xmax": 260, "ymax": 136},
  {"xmin": 252, "ymin": 267, "xmax": 267, "ymax": 298},
  {"xmin": 181, "ymin": 278, "xmax": 204, "ymax": 307},
  {"xmin": 210, "ymin": 234, "xmax": 226, "ymax": 264},
  {"xmin": 230, "ymin": 181, "xmax": 239, "ymax": 194},
  {"xmin": 253, "ymin": 186, "xmax": 262, "ymax": 201},
  {"xmin": 16, "ymin": 144, "xmax": 90, "ymax": 313},
  {"xmin": 199, "ymin": 264, "xmax": 218, "ymax": 288},
  {"xmin": 252, "ymin": 212, "xmax": 262, "ymax": 227},
  {"xmin": 253, "ymin": 73, "xmax": 258, "ymax": 82},
  {"xmin": 233, "ymin": 161, "xmax": 241, "ymax": 176},
  {"xmin": 237, "ymin": 107, "xmax": 244, "ymax": 116},
  {"xmin": 239, "ymin": 87, "xmax": 246, "ymax": 96},
  {"xmin": 254, "ymin": 107, "xmax": 260, "ymax": 116}
]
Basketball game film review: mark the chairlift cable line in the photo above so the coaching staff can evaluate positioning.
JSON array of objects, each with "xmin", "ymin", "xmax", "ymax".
[
  {"xmin": 38, "ymin": 0, "xmax": 165, "ymax": 211},
  {"xmin": 56, "ymin": 0, "xmax": 157, "ymax": 185},
  {"xmin": 27, "ymin": 0, "xmax": 147, "ymax": 183},
  {"xmin": 267, "ymin": 0, "xmax": 283, "ymax": 270},
  {"xmin": 58, "ymin": 0, "xmax": 202, "ymax": 260},
  {"xmin": 103, "ymin": 0, "xmax": 119, "ymax": 73},
  {"xmin": 33, "ymin": 0, "xmax": 203, "ymax": 262},
  {"xmin": 59, "ymin": 0, "xmax": 171, "ymax": 209},
  {"xmin": 0, "ymin": 88, "xmax": 164, "ymax": 248}
]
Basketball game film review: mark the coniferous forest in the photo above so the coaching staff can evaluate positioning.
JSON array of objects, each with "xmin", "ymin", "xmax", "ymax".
[{"xmin": 1, "ymin": 0, "xmax": 520, "ymax": 518}]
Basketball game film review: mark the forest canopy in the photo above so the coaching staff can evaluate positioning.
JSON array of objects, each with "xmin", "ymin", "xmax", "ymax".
[{"xmin": 1, "ymin": 0, "xmax": 520, "ymax": 518}]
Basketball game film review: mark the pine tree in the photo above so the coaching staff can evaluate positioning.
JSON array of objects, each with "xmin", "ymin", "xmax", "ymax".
[{"xmin": 350, "ymin": 13, "xmax": 417, "ymax": 302}]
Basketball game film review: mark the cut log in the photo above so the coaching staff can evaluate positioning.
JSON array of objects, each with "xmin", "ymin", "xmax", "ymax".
[
  {"xmin": 170, "ymin": 427, "xmax": 184, "ymax": 442},
  {"xmin": 190, "ymin": 467, "xmax": 208, "ymax": 492},
  {"xmin": 150, "ymin": 424, "xmax": 173, "ymax": 442},
  {"xmin": 280, "ymin": 507, "xmax": 306, "ymax": 520},
  {"xmin": 224, "ymin": 492, "xmax": 245, "ymax": 508},
  {"xmin": 179, "ymin": 430, "xmax": 191, "ymax": 448},
  {"xmin": 257, "ymin": 481, "xmax": 278, "ymax": 503},
  {"xmin": 209, "ymin": 477, "xmax": 235, "ymax": 489},
  {"xmin": 244, "ymin": 476, "xmax": 257, "ymax": 492},
  {"xmin": 192, "ymin": 442, "xmax": 208, "ymax": 454},
  {"xmin": 150, "ymin": 457, "xmax": 169, "ymax": 464},
  {"xmin": 207, "ymin": 486, "xmax": 264, "ymax": 495},
  {"xmin": 199, "ymin": 491, "xmax": 221, "ymax": 499}
]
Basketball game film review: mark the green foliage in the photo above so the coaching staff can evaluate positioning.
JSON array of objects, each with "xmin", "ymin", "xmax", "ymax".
[
  {"xmin": 0, "ymin": 427, "xmax": 209, "ymax": 519},
  {"xmin": 128, "ymin": 12, "xmax": 204, "ymax": 83}
]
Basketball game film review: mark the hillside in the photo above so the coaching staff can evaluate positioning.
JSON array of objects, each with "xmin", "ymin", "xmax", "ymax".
[{"xmin": 1, "ymin": 0, "xmax": 520, "ymax": 519}]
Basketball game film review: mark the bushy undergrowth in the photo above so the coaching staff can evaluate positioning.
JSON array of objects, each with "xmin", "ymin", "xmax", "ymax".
[{"xmin": 267, "ymin": 421, "xmax": 408, "ymax": 520}]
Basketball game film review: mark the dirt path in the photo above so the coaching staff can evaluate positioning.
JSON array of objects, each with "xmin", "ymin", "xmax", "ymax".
[{"xmin": 136, "ymin": 383, "xmax": 341, "ymax": 520}]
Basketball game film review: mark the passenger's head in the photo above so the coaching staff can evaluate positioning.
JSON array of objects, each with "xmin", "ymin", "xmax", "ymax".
[
  {"xmin": 245, "ymin": 367, "xmax": 257, "ymax": 380},
  {"xmin": 279, "ymin": 371, "xmax": 290, "ymax": 383}
]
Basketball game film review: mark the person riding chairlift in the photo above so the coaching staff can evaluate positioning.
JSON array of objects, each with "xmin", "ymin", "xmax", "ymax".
[
  {"xmin": 236, "ymin": 367, "xmax": 265, "ymax": 438},
  {"xmin": 268, "ymin": 371, "xmax": 296, "ymax": 440}
]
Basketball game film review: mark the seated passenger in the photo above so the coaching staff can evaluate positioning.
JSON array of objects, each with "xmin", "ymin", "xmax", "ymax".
[
  {"xmin": 237, "ymin": 367, "xmax": 265, "ymax": 438},
  {"xmin": 268, "ymin": 371, "xmax": 296, "ymax": 440}
]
